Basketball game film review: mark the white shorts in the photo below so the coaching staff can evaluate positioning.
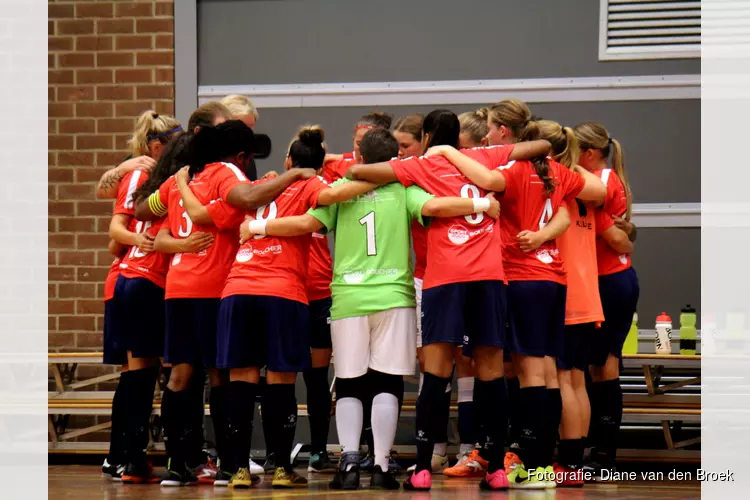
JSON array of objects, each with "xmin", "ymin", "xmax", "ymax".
[
  {"xmin": 331, "ymin": 307, "xmax": 417, "ymax": 379},
  {"xmin": 414, "ymin": 277, "xmax": 423, "ymax": 348}
]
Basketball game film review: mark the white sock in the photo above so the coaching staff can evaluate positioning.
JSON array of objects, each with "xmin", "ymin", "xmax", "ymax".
[
  {"xmin": 336, "ymin": 397, "xmax": 363, "ymax": 455},
  {"xmin": 371, "ymin": 392, "xmax": 399, "ymax": 472},
  {"xmin": 459, "ymin": 443, "xmax": 474, "ymax": 456},
  {"xmin": 418, "ymin": 372, "xmax": 424, "ymax": 395},
  {"xmin": 434, "ymin": 442, "xmax": 447, "ymax": 456}
]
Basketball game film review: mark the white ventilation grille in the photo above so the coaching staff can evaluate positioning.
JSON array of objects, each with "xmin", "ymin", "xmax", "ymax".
[{"xmin": 599, "ymin": 0, "xmax": 701, "ymax": 60}]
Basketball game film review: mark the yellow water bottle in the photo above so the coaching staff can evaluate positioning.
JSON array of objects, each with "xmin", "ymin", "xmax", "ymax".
[
  {"xmin": 623, "ymin": 312, "xmax": 639, "ymax": 354},
  {"xmin": 679, "ymin": 305, "xmax": 697, "ymax": 355}
]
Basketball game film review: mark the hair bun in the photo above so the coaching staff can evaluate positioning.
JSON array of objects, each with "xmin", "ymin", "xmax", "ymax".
[
  {"xmin": 297, "ymin": 126, "xmax": 325, "ymax": 147},
  {"xmin": 475, "ymin": 107, "xmax": 489, "ymax": 120}
]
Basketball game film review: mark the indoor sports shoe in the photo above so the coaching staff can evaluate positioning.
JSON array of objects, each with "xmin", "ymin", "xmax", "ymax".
[
  {"xmin": 213, "ymin": 468, "xmax": 233, "ymax": 487},
  {"xmin": 308, "ymin": 450, "xmax": 337, "ymax": 473},
  {"xmin": 370, "ymin": 465, "xmax": 400, "ymax": 490},
  {"xmin": 229, "ymin": 467, "xmax": 256, "ymax": 489},
  {"xmin": 272, "ymin": 467, "xmax": 308, "ymax": 488},
  {"xmin": 553, "ymin": 463, "xmax": 584, "ymax": 487},
  {"xmin": 249, "ymin": 458, "xmax": 264, "ymax": 475},
  {"xmin": 504, "ymin": 451, "xmax": 522, "ymax": 473},
  {"xmin": 479, "ymin": 468, "xmax": 510, "ymax": 490},
  {"xmin": 444, "ymin": 449, "xmax": 488, "ymax": 478},
  {"xmin": 263, "ymin": 452, "xmax": 277, "ymax": 473},
  {"xmin": 406, "ymin": 453, "xmax": 449, "ymax": 474},
  {"xmin": 101, "ymin": 459, "xmax": 125, "ymax": 481},
  {"xmin": 331, "ymin": 451, "xmax": 360, "ymax": 490},
  {"xmin": 542, "ymin": 465, "xmax": 557, "ymax": 488},
  {"xmin": 403, "ymin": 469, "xmax": 432, "ymax": 491},
  {"xmin": 161, "ymin": 459, "xmax": 198, "ymax": 487},
  {"xmin": 359, "ymin": 453, "xmax": 375, "ymax": 472},
  {"xmin": 507, "ymin": 463, "xmax": 547, "ymax": 489},
  {"xmin": 121, "ymin": 461, "xmax": 160, "ymax": 484},
  {"xmin": 193, "ymin": 460, "xmax": 217, "ymax": 484},
  {"xmin": 581, "ymin": 460, "xmax": 614, "ymax": 482}
]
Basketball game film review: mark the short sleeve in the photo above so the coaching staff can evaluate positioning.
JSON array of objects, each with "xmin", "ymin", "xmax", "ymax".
[
  {"xmin": 304, "ymin": 176, "xmax": 331, "ymax": 210},
  {"xmin": 215, "ymin": 163, "xmax": 250, "ymax": 200},
  {"xmin": 206, "ymin": 200, "xmax": 245, "ymax": 230},
  {"xmin": 469, "ymin": 145, "xmax": 515, "ymax": 169},
  {"xmin": 308, "ymin": 203, "xmax": 338, "ymax": 233},
  {"xmin": 320, "ymin": 158, "xmax": 349, "ymax": 183},
  {"xmin": 405, "ymin": 185, "xmax": 434, "ymax": 228},
  {"xmin": 498, "ymin": 162, "xmax": 521, "ymax": 201},
  {"xmin": 558, "ymin": 166, "xmax": 585, "ymax": 203},
  {"xmin": 595, "ymin": 208, "xmax": 614, "ymax": 235},
  {"xmin": 115, "ymin": 170, "xmax": 147, "ymax": 215},
  {"xmin": 389, "ymin": 157, "xmax": 422, "ymax": 188}
]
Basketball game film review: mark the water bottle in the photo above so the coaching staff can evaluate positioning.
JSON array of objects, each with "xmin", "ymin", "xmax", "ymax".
[
  {"xmin": 623, "ymin": 313, "xmax": 639, "ymax": 354},
  {"xmin": 655, "ymin": 312, "xmax": 673, "ymax": 355},
  {"xmin": 679, "ymin": 305, "xmax": 697, "ymax": 355}
]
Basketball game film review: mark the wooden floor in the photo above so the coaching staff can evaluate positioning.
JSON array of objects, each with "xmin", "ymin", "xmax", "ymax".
[{"xmin": 49, "ymin": 466, "xmax": 700, "ymax": 499}]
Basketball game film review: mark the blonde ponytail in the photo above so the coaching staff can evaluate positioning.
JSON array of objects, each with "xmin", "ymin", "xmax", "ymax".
[
  {"xmin": 128, "ymin": 110, "xmax": 182, "ymax": 157},
  {"xmin": 610, "ymin": 137, "xmax": 631, "ymax": 219}
]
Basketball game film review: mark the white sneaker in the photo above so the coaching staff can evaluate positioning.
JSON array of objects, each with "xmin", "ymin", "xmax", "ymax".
[
  {"xmin": 249, "ymin": 458, "xmax": 264, "ymax": 475},
  {"xmin": 406, "ymin": 453, "xmax": 449, "ymax": 474}
]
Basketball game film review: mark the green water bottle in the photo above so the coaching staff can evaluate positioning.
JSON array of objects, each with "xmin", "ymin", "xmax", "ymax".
[
  {"xmin": 623, "ymin": 312, "xmax": 639, "ymax": 354},
  {"xmin": 679, "ymin": 305, "xmax": 697, "ymax": 355}
]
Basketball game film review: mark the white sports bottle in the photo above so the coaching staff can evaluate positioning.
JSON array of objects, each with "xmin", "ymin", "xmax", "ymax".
[{"xmin": 655, "ymin": 312, "xmax": 673, "ymax": 354}]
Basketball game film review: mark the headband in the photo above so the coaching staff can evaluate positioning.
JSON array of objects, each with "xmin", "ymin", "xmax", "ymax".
[
  {"xmin": 607, "ymin": 137, "xmax": 613, "ymax": 145},
  {"xmin": 354, "ymin": 124, "xmax": 377, "ymax": 132},
  {"xmin": 148, "ymin": 126, "xmax": 183, "ymax": 142}
]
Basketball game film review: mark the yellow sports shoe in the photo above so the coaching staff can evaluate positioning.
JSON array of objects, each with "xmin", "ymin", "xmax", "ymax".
[
  {"xmin": 229, "ymin": 467, "xmax": 255, "ymax": 489},
  {"xmin": 542, "ymin": 465, "xmax": 557, "ymax": 488},
  {"xmin": 272, "ymin": 467, "xmax": 308, "ymax": 488},
  {"xmin": 507, "ymin": 463, "xmax": 547, "ymax": 490}
]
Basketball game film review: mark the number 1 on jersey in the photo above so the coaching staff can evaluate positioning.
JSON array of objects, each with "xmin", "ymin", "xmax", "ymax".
[{"xmin": 359, "ymin": 211, "xmax": 377, "ymax": 256}]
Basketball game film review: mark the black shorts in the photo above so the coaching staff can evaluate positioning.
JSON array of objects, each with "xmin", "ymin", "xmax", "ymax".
[
  {"xmin": 558, "ymin": 323, "xmax": 595, "ymax": 371},
  {"xmin": 102, "ymin": 299, "xmax": 127, "ymax": 366},
  {"xmin": 507, "ymin": 280, "xmax": 566, "ymax": 359},
  {"xmin": 165, "ymin": 298, "xmax": 220, "ymax": 367},
  {"xmin": 590, "ymin": 268, "xmax": 639, "ymax": 366},
  {"xmin": 112, "ymin": 275, "xmax": 165, "ymax": 359},
  {"xmin": 308, "ymin": 297, "xmax": 332, "ymax": 349}
]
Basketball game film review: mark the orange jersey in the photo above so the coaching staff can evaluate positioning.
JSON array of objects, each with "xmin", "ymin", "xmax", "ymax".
[
  {"xmin": 306, "ymin": 231, "xmax": 333, "ymax": 301},
  {"xmin": 116, "ymin": 171, "xmax": 169, "ymax": 289},
  {"xmin": 411, "ymin": 221, "xmax": 428, "ymax": 280},
  {"xmin": 557, "ymin": 199, "xmax": 604, "ymax": 325},
  {"xmin": 223, "ymin": 176, "xmax": 330, "ymax": 303},
  {"xmin": 499, "ymin": 159, "xmax": 585, "ymax": 284},
  {"xmin": 157, "ymin": 166, "xmax": 247, "ymax": 299},
  {"xmin": 389, "ymin": 145, "xmax": 515, "ymax": 289},
  {"xmin": 321, "ymin": 157, "xmax": 356, "ymax": 183},
  {"xmin": 594, "ymin": 168, "xmax": 632, "ymax": 276}
]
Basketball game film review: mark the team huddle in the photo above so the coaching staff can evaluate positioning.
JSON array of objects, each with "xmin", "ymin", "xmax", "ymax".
[{"xmin": 97, "ymin": 94, "xmax": 639, "ymax": 491}]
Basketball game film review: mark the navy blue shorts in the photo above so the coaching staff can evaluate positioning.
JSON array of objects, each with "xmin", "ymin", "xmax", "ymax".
[
  {"xmin": 216, "ymin": 295, "xmax": 311, "ymax": 373},
  {"xmin": 102, "ymin": 299, "xmax": 127, "ymax": 366},
  {"xmin": 422, "ymin": 280, "xmax": 507, "ymax": 354},
  {"xmin": 113, "ymin": 275, "xmax": 165, "ymax": 359},
  {"xmin": 590, "ymin": 267, "xmax": 640, "ymax": 366},
  {"xmin": 507, "ymin": 281, "xmax": 566, "ymax": 359},
  {"xmin": 558, "ymin": 322, "xmax": 595, "ymax": 371},
  {"xmin": 308, "ymin": 297, "xmax": 332, "ymax": 349},
  {"xmin": 165, "ymin": 298, "xmax": 220, "ymax": 367}
]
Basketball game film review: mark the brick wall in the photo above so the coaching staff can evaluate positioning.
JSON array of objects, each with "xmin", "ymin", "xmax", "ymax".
[{"xmin": 48, "ymin": 0, "xmax": 175, "ymax": 355}]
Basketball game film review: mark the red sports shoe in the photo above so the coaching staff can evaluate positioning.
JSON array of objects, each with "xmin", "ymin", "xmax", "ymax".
[{"xmin": 553, "ymin": 463, "xmax": 584, "ymax": 487}]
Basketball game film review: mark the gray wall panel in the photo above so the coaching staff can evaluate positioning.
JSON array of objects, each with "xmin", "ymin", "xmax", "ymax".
[
  {"xmin": 197, "ymin": 0, "xmax": 699, "ymax": 86},
  {"xmin": 252, "ymin": 100, "xmax": 699, "ymax": 204}
]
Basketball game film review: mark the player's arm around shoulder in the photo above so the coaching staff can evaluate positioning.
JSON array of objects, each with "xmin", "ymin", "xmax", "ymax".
[
  {"xmin": 241, "ymin": 213, "xmax": 326, "ymax": 243},
  {"xmin": 316, "ymin": 179, "xmax": 379, "ymax": 206}
]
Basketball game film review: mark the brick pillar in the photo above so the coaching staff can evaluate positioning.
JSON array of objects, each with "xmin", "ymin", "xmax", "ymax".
[{"xmin": 48, "ymin": 1, "xmax": 176, "ymax": 352}]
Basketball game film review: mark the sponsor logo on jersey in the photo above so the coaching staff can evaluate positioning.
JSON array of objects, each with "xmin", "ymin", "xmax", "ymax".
[
  {"xmin": 236, "ymin": 247, "xmax": 253, "ymax": 263},
  {"xmin": 535, "ymin": 248, "xmax": 559, "ymax": 264},
  {"xmin": 343, "ymin": 271, "xmax": 365, "ymax": 284},
  {"xmin": 619, "ymin": 254, "xmax": 628, "ymax": 265},
  {"xmin": 448, "ymin": 225, "xmax": 470, "ymax": 245},
  {"xmin": 172, "ymin": 253, "xmax": 182, "ymax": 266}
]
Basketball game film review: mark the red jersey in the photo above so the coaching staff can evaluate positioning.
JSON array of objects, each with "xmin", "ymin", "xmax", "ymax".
[
  {"xmin": 116, "ymin": 171, "xmax": 169, "ymax": 289},
  {"xmin": 389, "ymin": 145, "xmax": 515, "ymax": 290},
  {"xmin": 104, "ymin": 171, "xmax": 144, "ymax": 300},
  {"xmin": 557, "ymin": 199, "xmax": 604, "ymax": 325},
  {"xmin": 343, "ymin": 151, "xmax": 355, "ymax": 160},
  {"xmin": 306, "ymin": 231, "xmax": 333, "ymax": 301},
  {"xmin": 321, "ymin": 157, "xmax": 356, "ymax": 183},
  {"xmin": 499, "ymin": 159, "xmax": 585, "ymax": 284},
  {"xmin": 157, "ymin": 166, "xmax": 247, "ymax": 299},
  {"xmin": 223, "ymin": 176, "xmax": 330, "ymax": 303},
  {"xmin": 411, "ymin": 222, "xmax": 427, "ymax": 280},
  {"xmin": 594, "ymin": 168, "xmax": 632, "ymax": 276},
  {"xmin": 104, "ymin": 258, "xmax": 121, "ymax": 302}
]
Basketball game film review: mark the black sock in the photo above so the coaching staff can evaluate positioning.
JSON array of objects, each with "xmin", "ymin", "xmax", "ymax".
[
  {"xmin": 124, "ymin": 366, "xmax": 159, "ymax": 466},
  {"xmin": 260, "ymin": 378, "xmax": 275, "ymax": 459},
  {"xmin": 265, "ymin": 383, "xmax": 298, "ymax": 472},
  {"xmin": 457, "ymin": 401, "xmax": 474, "ymax": 447},
  {"xmin": 592, "ymin": 379, "xmax": 622, "ymax": 465},
  {"xmin": 506, "ymin": 376, "xmax": 521, "ymax": 449},
  {"xmin": 558, "ymin": 438, "xmax": 584, "ymax": 469},
  {"xmin": 161, "ymin": 387, "xmax": 178, "ymax": 462},
  {"xmin": 362, "ymin": 382, "xmax": 374, "ymax": 453},
  {"xmin": 229, "ymin": 381, "xmax": 258, "ymax": 473},
  {"xmin": 303, "ymin": 366, "xmax": 331, "ymax": 454},
  {"xmin": 162, "ymin": 387, "xmax": 193, "ymax": 468},
  {"xmin": 415, "ymin": 372, "xmax": 450, "ymax": 472},
  {"xmin": 108, "ymin": 370, "xmax": 132, "ymax": 465},
  {"xmin": 545, "ymin": 388, "xmax": 562, "ymax": 465},
  {"xmin": 518, "ymin": 386, "xmax": 547, "ymax": 470},
  {"xmin": 434, "ymin": 385, "xmax": 451, "ymax": 450},
  {"xmin": 209, "ymin": 384, "xmax": 232, "ymax": 471},
  {"xmin": 186, "ymin": 368, "xmax": 206, "ymax": 467},
  {"xmin": 474, "ymin": 378, "xmax": 508, "ymax": 473}
]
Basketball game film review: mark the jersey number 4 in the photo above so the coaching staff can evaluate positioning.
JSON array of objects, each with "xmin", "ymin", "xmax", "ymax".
[
  {"xmin": 359, "ymin": 211, "xmax": 377, "ymax": 256},
  {"xmin": 538, "ymin": 198, "xmax": 553, "ymax": 230}
]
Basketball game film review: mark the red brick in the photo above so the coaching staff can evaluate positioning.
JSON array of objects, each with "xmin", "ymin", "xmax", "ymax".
[
  {"xmin": 76, "ymin": 2, "xmax": 114, "ymax": 19},
  {"xmin": 49, "ymin": 234, "xmax": 75, "ymax": 249},
  {"xmin": 58, "ymin": 150, "xmax": 94, "ymax": 165},
  {"xmin": 155, "ymin": 2, "xmax": 174, "ymax": 16},
  {"xmin": 58, "ymin": 184, "xmax": 96, "ymax": 201},
  {"xmin": 76, "ymin": 332, "xmax": 103, "ymax": 347},
  {"xmin": 48, "ymin": 103, "xmax": 74, "ymax": 118},
  {"xmin": 59, "ymin": 316, "xmax": 96, "ymax": 332},
  {"xmin": 97, "ymin": 217, "xmax": 111, "ymax": 233},
  {"xmin": 155, "ymin": 34, "xmax": 173, "ymax": 50},
  {"xmin": 59, "ymin": 283, "xmax": 97, "ymax": 299},
  {"xmin": 58, "ymin": 217, "xmax": 96, "ymax": 232},
  {"xmin": 59, "ymin": 119, "xmax": 96, "ymax": 135},
  {"xmin": 97, "ymin": 19, "xmax": 134, "ymax": 35},
  {"xmin": 76, "ymin": 35, "xmax": 113, "ymax": 51},
  {"xmin": 49, "ymin": 69, "xmax": 74, "ymax": 84},
  {"xmin": 49, "ymin": 332, "xmax": 74, "ymax": 349},
  {"xmin": 97, "ymin": 250, "xmax": 119, "ymax": 266},
  {"xmin": 49, "ymin": 36, "xmax": 74, "ymax": 52},
  {"xmin": 77, "ymin": 202, "xmax": 115, "ymax": 217},
  {"xmin": 96, "ymin": 86, "xmax": 134, "ymax": 101},
  {"xmin": 76, "ymin": 135, "xmax": 114, "ymax": 150},
  {"xmin": 48, "ymin": 184, "xmax": 57, "ymax": 200},
  {"xmin": 76, "ymin": 167, "xmax": 109, "ymax": 183},
  {"xmin": 115, "ymin": 68, "xmax": 152, "ymax": 84},
  {"xmin": 154, "ymin": 67, "xmax": 173, "ymax": 83},
  {"xmin": 49, "ymin": 135, "xmax": 75, "ymax": 151},
  {"xmin": 57, "ymin": 86, "xmax": 95, "ymax": 102},
  {"xmin": 96, "ymin": 152, "xmax": 129, "ymax": 167},
  {"xmin": 49, "ymin": 267, "xmax": 76, "ymax": 281},
  {"xmin": 49, "ymin": 219, "xmax": 57, "ymax": 234},
  {"xmin": 115, "ymin": 2, "xmax": 153, "ymax": 17},
  {"xmin": 49, "ymin": 86, "xmax": 55, "ymax": 101},
  {"xmin": 96, "ymin": 52, "xmax": 134, "ymax": 67},
  {"xmin": 59, "ymin": 251, "xmax": 96, "ymax": 266},
  {"xmin": 49, "ymin": 201, "xmax": 75, "ymax": 217},
  {"xmin": 77, "ymin": 69, "xmax": 113, "ymax": 84},
  {"xmin": 49, "ymin": 20, "xmax": 55, "ymax": 36},
  {"xmin": 136, "ymin": 51, "xmax": 173, "ymax": 66},
  {"xmin": 49, "ymin": 3, "xmax": 74, "ymax": 19},
  {"xmin": 77, "ymin": 267, "xmax": 111, "ymax": 282},
  {"xmin": 76, "ymin": 102, "xmax": 113, "ymax": 118},
  {"xmin": 154, "ymin": 100, "xmax": 174, "ymax": 116},
  {"xmin": 96, "ymin": 316, "xmax": 105, "ymax": 332},
  {"xmin": 78, "ymin": 234, "xmax": 111, "ymax": 250},
  {"xmin": 49, "ymin": 53, "xmax": 56, "ymax": 69},
  {"xmin": 115, "ymin": 101, "xmax": 152, "ymax": 118},
  {"xmin": 49, "ymin": 251, "xmax": 57, "ymax": 266},
  {"xmin": 59, "ymin": 52, "xmax": 95, "ymax": 68},
  {"xmin": 49, "ymin": 151, "xmax": 57, "ymax": 167},
  {"xmin": 137, "ymin": 18, "xmax": 173, "ymax": 33},
  {"xmin": 114, "ymin": 134, "xmax": 131, "ymax": 151},
  {"xmin": 98, "ymin": 118, "xmax": 137, "ymax": 134},
  {"xmin": 77, "ymin": 300, "xmax": 105, "ymax": 315},
  {"xmin": 115, "ymin": 34, "xmax": 152, "ymax": 50},
  {"xmin": 58, "ymin": 19, "xmax": 94, "ymax": 36},
  {"xmin": 49, "ymin": 283, "xmax": 57, "ymax": 299},
  {"xmin": 137, "ymin": 85, "xmax": 173, "ymax": 100},
  {"xmin": 49, "ymin": 119, "xmax": 57, "ymax": 134},
  {"xmin": 49, "ymin": 317, "xmax": 58, "ymax": 333}
]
